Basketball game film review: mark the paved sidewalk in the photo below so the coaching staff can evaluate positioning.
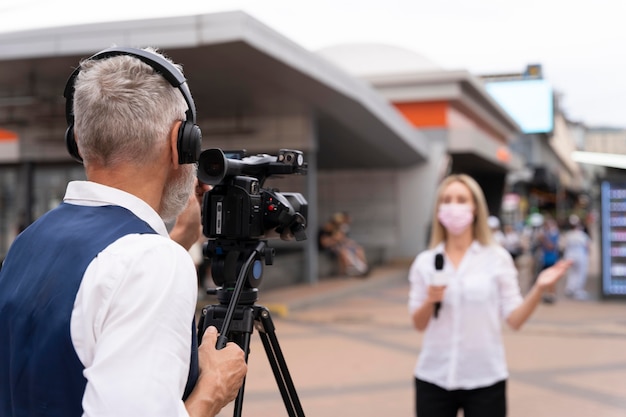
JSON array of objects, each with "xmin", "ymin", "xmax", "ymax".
[{"xmin": 202, "ymin": 262, "xmax": 626, "ymax": 417}]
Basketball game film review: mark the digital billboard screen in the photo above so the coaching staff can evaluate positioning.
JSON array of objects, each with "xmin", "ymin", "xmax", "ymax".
[
  {"xmin": 484, "ymin": 79, "xmax": 554, "ymax": 134},
  {"xmin": 600, "ymin": 180, "xmax": 626, "ymax": 298}
]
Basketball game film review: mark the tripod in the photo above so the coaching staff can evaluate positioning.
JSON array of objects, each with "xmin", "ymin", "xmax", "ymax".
[{"xmin": 198, "ymin": 240, "xmax": 306, "ymax": 417}]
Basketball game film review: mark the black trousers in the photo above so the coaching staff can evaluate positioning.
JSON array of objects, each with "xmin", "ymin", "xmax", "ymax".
[{"xmin": 415, "ymin": 378, "xmax": 507, "ymax": 417}]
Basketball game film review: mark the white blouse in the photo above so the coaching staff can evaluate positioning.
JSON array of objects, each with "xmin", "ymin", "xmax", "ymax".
[{"xmin": 408, "ymin": 241, "xmax": 523, "ymax": 390}]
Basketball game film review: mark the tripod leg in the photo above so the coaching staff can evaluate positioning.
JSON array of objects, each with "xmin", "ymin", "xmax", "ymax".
[
  {"xmin": 254, "ymin": 306, "xmax": 306, "ymax": 417},
  {"xmin": 232, "ymin": 330, "xmax": 252, "ymax": 417}
]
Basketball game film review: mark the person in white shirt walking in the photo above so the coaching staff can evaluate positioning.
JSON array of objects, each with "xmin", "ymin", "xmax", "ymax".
[
  {"xmin": 487, "ymin": 215, "xmax": 505, "ymax": 246},
  {"xmin": 563, "ymin": 214, "xmax": 592, "ymax": 300},
  {"xmin": 408, "ymin": 174, "xmax": 571, "ymax": 417}
]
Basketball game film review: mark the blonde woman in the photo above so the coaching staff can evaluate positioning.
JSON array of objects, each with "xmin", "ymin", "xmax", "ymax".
[{"xmin": 408, "ymin": 174, "xmax": 571, "ymax": 417}]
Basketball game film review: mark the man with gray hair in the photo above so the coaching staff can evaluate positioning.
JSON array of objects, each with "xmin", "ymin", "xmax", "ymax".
[{"xmin": 0, "ymin": 47, "xmax": 247, "ymax": 417}]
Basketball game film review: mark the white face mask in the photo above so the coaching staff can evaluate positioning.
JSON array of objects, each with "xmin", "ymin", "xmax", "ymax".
[{"xmin": 438, "ymin": 203, "xmax": 474, "ymax": 236}]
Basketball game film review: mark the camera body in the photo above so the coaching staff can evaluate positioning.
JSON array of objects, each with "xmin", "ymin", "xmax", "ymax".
[{"xmin": 198, "ymin": 148, "xmax": 308, "ymax": 242}]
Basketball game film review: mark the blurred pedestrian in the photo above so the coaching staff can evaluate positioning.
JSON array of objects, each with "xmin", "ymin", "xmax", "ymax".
[
  {"xmin": 502, "ymin": 223, "xmax": 523, "ymax": 261},
  {"xmin": 537, "ymin": 216, "xmax": 561, "ymax": 303},
  {"xmin": 407, "ymin": 174, "xmax": 571, "ymax": 417},
  {"xmin": 318, "ymin": 212, "xmax": 369, "ymax": 277},
  {"xmin": 563, "ymin": 215, "xmax": 591, "ymax": 300},
  {"xmin": 488, "ymin": 215, "xmax": 505, "ymax": 246}
]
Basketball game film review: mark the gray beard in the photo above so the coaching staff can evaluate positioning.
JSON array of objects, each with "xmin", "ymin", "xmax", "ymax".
[{"xmin": 159, "ymin": 163, "xmax": 197, "ymax": 222}]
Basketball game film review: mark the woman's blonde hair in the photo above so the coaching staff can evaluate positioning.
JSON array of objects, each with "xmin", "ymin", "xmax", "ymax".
[{"xmin": 428, "ymin": 174, "xmax": 493, "ymax": 248}]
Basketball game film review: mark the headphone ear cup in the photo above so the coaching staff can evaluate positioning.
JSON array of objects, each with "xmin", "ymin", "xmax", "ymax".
[
  {"xmin": 177, "ymin": 121, "xmax": 202, "ymax": 164},
  {"xmin": 65, "ymin": 125, "xmax": 83, "ymax": 163}
]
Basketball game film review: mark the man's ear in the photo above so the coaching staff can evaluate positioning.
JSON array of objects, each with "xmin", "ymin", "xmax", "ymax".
[{"xmin": 169, "ymin": 121, "xmax": 182, "ymax": 168}]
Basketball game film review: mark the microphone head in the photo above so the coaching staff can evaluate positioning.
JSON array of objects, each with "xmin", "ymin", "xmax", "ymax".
[{"xmin": 435, "ymin": 253, "xmax": 444, "ymax": 270}]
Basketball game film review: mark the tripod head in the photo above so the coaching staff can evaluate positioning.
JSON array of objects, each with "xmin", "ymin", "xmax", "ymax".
[
  {"xmin": 204, "ymin": 239, "xmax": 274, "ymax": 306},
  {"xmin": 200, "ymin": 239, "xmax": 273, "ymax": 348}
]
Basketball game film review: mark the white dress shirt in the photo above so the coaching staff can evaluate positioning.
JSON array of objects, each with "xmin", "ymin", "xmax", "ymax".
[
  {"xmin": 66, "ymin": 181, "xmax": 198, "ymax": 417},
  {"xmin": 408, "ymin": 241, "xmax": 523, "ymax": 390}
]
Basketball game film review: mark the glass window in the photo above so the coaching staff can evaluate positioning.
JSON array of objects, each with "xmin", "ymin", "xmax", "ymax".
[
  {"xmin": 32, "ymin": 165, "xmax": 85, "ymax": 219},
  {"xmin": 0, "ymin": 167, "xmax": 18, "ymax": 257},
  {"xmin": 0, "ymin": 163, "xmax": 85, "ymax": 260}
]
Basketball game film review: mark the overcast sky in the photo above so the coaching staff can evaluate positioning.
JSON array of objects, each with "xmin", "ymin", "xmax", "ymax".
[{"xmin": 2, "ymin": 0, "xmax": 625, "ymax": 128}]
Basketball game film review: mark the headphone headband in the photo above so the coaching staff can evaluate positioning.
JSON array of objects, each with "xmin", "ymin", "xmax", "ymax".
[{"xmin": 64, "ymin": 46, "xmax": 197, "ymax": 124}]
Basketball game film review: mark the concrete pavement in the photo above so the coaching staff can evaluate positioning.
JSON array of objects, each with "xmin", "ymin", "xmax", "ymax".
[{"xmin": 200, "ymin": 261, "xmax": 626, "ymax": 417}]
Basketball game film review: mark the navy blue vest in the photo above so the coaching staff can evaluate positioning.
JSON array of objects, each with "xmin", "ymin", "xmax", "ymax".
[{"xmin": 0, "ymin": 203, "xmax": 198, "ymax": 417}]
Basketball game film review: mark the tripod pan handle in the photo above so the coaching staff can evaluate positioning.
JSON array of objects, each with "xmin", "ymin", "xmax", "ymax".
[{"xmin": 216, "ymin": 334, "xmax": 229, "ymax": 350}]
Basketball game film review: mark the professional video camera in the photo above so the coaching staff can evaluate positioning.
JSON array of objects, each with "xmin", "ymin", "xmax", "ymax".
[
  {"xmin": 197, "ymin": 148, "xmax": 308, "ymax": 242},
  {"xmin": 196, "ymin": 148, "xmax": 309, "ymax": 417},
  {"xmin": 196, "ymin": 147, "xmax": 308, "ymax": 300}
]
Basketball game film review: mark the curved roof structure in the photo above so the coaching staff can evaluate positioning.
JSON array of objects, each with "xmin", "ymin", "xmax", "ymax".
[{"xmin": 0, "ymin": 11, "xmax": 429, "ymax": 169}]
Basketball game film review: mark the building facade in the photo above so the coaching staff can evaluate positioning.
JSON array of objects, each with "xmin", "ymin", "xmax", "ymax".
[{"xmin": 1, "ymin": 11, "xmax": 590, "ymax": 288}]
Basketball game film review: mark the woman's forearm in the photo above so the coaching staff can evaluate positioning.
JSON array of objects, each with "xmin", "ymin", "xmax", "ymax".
[
  {"xmin": 412, "ymin": 301, "xmax": 435, "ymax": 331},
  {"xmin": 507, "ymin": 259, "xmax": 572, "ymax": 330},
  {"xmin": 506, "ymin": 284, "xmax": 544, "ymax": 331}
]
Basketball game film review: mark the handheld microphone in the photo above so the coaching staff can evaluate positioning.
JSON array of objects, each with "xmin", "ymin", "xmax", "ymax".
[{"xmin": 433, "ymin": 253, "xmax": 445, "ymax": 318}]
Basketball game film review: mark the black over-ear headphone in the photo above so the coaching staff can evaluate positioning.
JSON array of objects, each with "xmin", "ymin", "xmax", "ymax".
[{"xmin": 63, "ymin": 46, "xmax": 202, "ymax": 164}]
